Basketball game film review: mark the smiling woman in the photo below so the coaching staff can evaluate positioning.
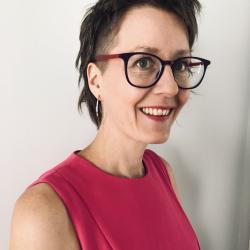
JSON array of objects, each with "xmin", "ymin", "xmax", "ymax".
[{"xmin": 9, "ymin": 0, "xmax": 210, "ymax": 250}]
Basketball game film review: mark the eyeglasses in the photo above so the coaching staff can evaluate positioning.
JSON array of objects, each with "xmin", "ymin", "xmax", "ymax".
[{"xmin": 93, "ymin": 52, "xmax": 211, "ymax": 89}]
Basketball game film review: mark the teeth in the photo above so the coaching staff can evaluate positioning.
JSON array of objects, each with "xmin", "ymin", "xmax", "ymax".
[{"xmin": 141, "ymin": 108, "xmax": 171, "ymax": 116}]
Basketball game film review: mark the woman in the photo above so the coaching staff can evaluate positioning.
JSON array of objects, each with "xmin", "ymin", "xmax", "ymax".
[{"xmin": 9, "ymin": 0, "xmax": 210, "ymax": 249}]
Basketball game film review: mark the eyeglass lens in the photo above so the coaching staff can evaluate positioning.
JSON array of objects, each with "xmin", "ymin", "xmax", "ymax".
[{"xmin": 127, "ymin": 54, "xmax": 205, "ymax": 88}]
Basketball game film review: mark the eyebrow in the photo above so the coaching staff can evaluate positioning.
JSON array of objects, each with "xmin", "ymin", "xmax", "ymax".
[{"xmin": 131, "ymin": 45, "xmax": 192, "ymax": 57}]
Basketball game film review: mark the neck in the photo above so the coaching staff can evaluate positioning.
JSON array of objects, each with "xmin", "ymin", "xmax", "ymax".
[{"xmin": 79, "ymin": 121, "xmax": 147, "ymax": 178}]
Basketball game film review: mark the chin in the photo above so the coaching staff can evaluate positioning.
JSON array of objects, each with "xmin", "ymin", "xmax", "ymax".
[{"xmin": 144, "ymin": 133, "xmax": 170, "ymax": 144}]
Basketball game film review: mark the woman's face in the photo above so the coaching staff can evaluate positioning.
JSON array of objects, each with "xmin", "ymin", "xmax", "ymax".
[{"xmin": 95, "ymin": 5, "xmax": 190, "ymax": 144}]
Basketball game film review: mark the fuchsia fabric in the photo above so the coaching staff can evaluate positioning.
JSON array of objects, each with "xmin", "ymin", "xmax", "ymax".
[{"xmin": 27, "ymin": 148, "xmax": 200, "ymax": 250}]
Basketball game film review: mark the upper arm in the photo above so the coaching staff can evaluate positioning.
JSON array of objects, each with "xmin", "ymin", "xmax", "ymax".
[
  {"xmin": 160, "ymin": 157, "xmax": 181, "ymax": 203},
  {"xmin": 9, "ymin": 183, "xmax": 78, "ymax": 250}
]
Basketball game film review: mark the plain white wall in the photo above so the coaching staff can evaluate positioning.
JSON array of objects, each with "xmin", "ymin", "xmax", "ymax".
[
  {"xmin": 1, "ymin": 0, "xmax": 249, "ymax": 249},
  {"xmin": 238, "ymin": 92, "xmax": 250, "ymax": 249}
]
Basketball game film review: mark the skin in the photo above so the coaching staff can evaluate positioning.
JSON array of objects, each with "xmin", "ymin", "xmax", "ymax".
[
  {"xmin": 79, "ymin": 5, "xmax": 190, "ymax": 179},
  {"xmin": 9, "ymin": 5, "xmax": 186, "ymax": 249}
]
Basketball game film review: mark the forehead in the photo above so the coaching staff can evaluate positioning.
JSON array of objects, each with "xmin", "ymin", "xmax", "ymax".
[{"xmin": 110, "ymin": 5, "xmax": 190, "ymax": 58}]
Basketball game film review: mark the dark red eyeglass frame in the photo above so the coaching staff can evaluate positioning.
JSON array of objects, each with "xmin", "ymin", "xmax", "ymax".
[{"xmin": 92, "ymin": 52, "xmax": 211, "ymax": 89}]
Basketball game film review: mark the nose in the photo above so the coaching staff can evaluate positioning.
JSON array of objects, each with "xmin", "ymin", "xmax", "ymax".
[{"xmin": 153, "ymin": 65, "xmax": 179, "ymax": 96}]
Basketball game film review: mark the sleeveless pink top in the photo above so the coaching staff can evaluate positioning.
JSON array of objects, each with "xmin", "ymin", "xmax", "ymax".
[{"xmin": 27, "ymin": 148, "xmax": 200, "ymax": 250}]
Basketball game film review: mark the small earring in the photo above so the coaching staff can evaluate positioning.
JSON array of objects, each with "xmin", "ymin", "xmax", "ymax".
[{"xmin": 96, "ymin": 95, "xmax": 100, "ymax": 118}]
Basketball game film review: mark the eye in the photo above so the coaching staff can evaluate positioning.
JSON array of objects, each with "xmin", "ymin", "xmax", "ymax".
[
  {"xmin": 135, "ymin": 57, "xmax": 154, "ymax": 70},
  {"xmin": 173, "ymin": 60, "xmax": 189, "ymax": 72}
]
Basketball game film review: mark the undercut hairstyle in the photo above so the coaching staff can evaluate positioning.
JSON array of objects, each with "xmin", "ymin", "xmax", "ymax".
[{"xmin": 75, "ymin": 0, "xmax": 202, "ymax": 129}]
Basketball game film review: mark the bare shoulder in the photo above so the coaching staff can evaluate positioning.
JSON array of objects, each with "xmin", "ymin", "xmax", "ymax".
[
  {"xmin": 160, "ymin": 156, "xmax": 182, "ymax": 203},
  {"xmin": 9, "ymin": 183, "xmax": 80, "ymax": 250}
]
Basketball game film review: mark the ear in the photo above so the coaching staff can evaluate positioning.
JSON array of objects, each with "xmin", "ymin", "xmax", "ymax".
[{"xmin": 86, "ymin": 62, "xmax": 103, "ymax": 99}]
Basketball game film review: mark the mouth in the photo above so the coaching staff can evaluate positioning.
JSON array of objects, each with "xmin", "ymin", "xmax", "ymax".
[{"xmin": 138, "ymin": 107, "xmax": 174, "ymax": 122}]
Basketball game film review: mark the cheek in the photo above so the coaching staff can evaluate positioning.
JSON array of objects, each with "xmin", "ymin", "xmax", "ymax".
[
  {"xmin": 178, "ymin": 90, "xmax": 190, "ymax": 107},
  {"xmin": 101, "ymin": 67, "xmax": 145, "ymax": 120},
  {"xmin": 171, "ymin": 90, "xmax": 190, "ymax": 122}
]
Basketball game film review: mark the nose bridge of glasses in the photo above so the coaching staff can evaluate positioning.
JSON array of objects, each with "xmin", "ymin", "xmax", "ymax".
[
  {"xmin": 155, "ymin": 59, "xmax": 179, "ymax": 93},
  {"xmin": 160, "ymin": 59, "xmax": 175, "ymax": 78}
]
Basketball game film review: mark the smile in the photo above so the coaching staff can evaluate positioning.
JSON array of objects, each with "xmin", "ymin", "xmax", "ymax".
[
  {"xmin": 139, "ymin": 108, "xmax": 173, "ymax": 122},
  {"xmin": 141, "ymin": 107, "xmax": 171, "ymax": 116}
]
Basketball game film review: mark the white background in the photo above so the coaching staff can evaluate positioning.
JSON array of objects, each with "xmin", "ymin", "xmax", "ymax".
[{"xmin": 1, "ymin": 0, "xmax": 249, "ymax": 249}]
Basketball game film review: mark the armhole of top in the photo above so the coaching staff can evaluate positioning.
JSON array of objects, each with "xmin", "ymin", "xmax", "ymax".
[
  {"xmin": 146, "ymin": 150, "xmax": 201, "ymax": 249},
  {"xmin": 146, "ymin": 149, "xmax": 175, "ymax": 195},
  {"xmin": 25, "ymin": 175, "xmax": 82, "ymax": 248}
]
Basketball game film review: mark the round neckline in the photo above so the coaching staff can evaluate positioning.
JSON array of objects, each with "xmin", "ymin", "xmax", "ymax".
[{"xmin": 71, "ymin": 149, "xmax": 150, "ymax": 182}]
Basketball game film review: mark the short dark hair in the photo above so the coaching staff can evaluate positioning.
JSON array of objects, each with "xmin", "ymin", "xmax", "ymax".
[{"xmin": 75, "ymin": 0, "xmax": 202, "ymax": 129}]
